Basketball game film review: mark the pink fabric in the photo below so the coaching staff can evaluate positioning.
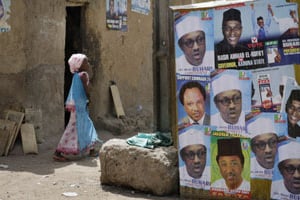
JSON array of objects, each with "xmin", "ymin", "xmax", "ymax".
[
  {"xmin": 68, "ymin": 53, "xmax": 87, "ymax": 74},
  {"xmin": 56, "ymin": 111, "xmax": 79, "ymax": 154}
]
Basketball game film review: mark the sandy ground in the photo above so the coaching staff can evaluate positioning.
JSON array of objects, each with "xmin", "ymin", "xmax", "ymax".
[{"xmin": 0, "ymin": 130, "xmax": 180, "ymax": 200}]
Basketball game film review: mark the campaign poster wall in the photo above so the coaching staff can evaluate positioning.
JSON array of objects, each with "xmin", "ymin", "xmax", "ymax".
[{"xmin": 171, "ymin": 0, "xmax": 300, "ymax": 199}]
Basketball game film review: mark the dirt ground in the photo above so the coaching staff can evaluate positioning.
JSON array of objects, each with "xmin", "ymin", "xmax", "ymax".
[{"xmin": 0, "ymin": 129, "xmax": 180, "ymax": 200}]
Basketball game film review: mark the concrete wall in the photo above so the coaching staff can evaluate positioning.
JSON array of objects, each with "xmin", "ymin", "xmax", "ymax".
[
  {"xmin": 0, "ymin": 0, "xmax": 156, "ymax": 140},
  {"xmin": 0, "ymin": 0, "xmax": 65, "ymax": 140},
  {"xmin": 83, "ymin": 0, "xmax": 156, "ymax": 132}
]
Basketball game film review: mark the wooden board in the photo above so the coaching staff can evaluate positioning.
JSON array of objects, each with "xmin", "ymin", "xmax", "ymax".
[
  {"xmin": 5, "ymin": 110, "xmax": 25, "ymax": 151},
  {"xmin": 20, "ymin": 123, "xmax": 38, "ymax": 154},
  {"xmin": 0, "ymin": 119, "xmax": 16, "ymax": 156},
  {"xmin": 110, "ymin": 85, "xmax": 125, "ymax": 118},
  {"xmin": 24, "ymin": 108, "xmax": 44, "ymax": 143},
  {"xmin": 0, "ymin": 129, "xmax": 10, "ymax": 156}
]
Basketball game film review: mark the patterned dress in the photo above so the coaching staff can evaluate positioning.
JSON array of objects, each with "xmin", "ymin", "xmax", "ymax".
[{"xmin": 55, "ymin": 72, "xmax": 100, "ymax": 156}]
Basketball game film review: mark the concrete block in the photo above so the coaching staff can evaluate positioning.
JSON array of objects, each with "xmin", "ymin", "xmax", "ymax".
[{"xmin": 99, "ymin": 139, "xmax": 179, "ymax": 196}]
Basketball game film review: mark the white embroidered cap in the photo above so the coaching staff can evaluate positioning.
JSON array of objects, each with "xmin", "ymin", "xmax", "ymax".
[
  {"xmin": 212, "ymin": 73, "xmax": 241, "ymax": 96},
  {"xmin": 176, "ymin": 16, "xmax": 204, "ymax": 40},
  {"xmin": 278, "ymin": 141, "xmax": 300, "ymax": 163},
  {"xmin": 179, "ymin": 127, "xmax": 205, "ymax": 150},
  {"xmin": 247, "ymin": 117, "xmax": 276, "ymax": 138}
]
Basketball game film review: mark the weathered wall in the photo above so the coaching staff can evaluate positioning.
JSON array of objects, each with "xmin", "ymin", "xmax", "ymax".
[
  {"xmin": 83, "ymin": 0, "xmax": 156, "ymax": 133},
  {"xmin": 0, "ymin": 0, "xmax": 65, "ymax": 140},
  {"xmin": 0, "ymin": 0, "xmax": 157, "ymax": 141}
]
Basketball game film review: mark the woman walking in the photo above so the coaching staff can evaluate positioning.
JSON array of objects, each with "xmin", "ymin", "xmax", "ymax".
[{"xmin": 53, "ymin": 53, "xmax": 101, "ymax": 161}]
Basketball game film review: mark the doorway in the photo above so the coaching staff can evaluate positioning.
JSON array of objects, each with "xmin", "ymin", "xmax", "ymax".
[{"xmin": 64, "ymin": 6, "xmax": 83, "ymax": 127}]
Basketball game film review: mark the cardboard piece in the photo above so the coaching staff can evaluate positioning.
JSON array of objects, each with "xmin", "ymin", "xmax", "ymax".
[
  {"xmin": 110, "ymin": 85, "xmax": 125, "ymax": 118},
  {"xmin": 20, "ymin": 123, "xmax": 38, "ymax": 154},
  {"xmin": 5, "ymin": 110, "xmax": 25, "ymax": 151},
  {"xmin": 24, "ymin": 108, "xmax": 44, "ymax": 143},
  {"xmin": 0, "ymin": 119, "xmax": 16, "ymax": 156}
]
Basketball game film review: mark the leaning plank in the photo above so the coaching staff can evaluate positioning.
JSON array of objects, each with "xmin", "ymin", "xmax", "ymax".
[
  {"xmin": 110, "ymin": 85, "xmax": 125, "ymax": 118},
  {"xmin": 20, "ymin": 123, "xmax": 38, "ymax": 154},
  {"xmin": 0, "ymin": 119, "xmax": 16, "ymax": 156},
  {"xmin": 5, "ymin": 110, "xmax": 25, "ymax": 151}
]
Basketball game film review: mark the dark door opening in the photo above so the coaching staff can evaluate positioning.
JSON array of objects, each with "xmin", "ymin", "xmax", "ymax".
[{"xmin": 64, "ymin": 6, "xmax": 82, "ymax": 127}]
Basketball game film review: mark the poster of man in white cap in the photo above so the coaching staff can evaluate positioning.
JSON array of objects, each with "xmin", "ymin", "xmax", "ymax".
[
  {"xmin": 174, "ymin": 9, "xmax": 214, "ymax": 75},
  {"xmin": 246, "ymin": 112, "xmax": 287, "ymax": 180},
  {"xmin": 210, "ymin": 134, "xmax": 251, "ymax": 199},
  {"xmin": 178, "ymin": 125, "xmax": 211, "ymax": 190},
  {"xmin": 271, "ymin": 140, "xmax": 300, "ymax": 199},
  {"xmin": 210, "ymin": 69, "xmax": 251, "ymax": 134}
]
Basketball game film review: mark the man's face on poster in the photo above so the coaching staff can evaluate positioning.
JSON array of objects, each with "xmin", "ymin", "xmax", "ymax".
[
  {"xmin": 183, "ymin": 87, "xmax": 206, "ymax": 122},
  {"xmin": 181, "ymin": 144, "xmax": 206, "ymax": 179},
  {"xmin": 280, "ymin": 159, "xmax": 300, "ymax": 194},
  {"xmin": 218, "ymin": 155, "xmax": 243, "ymax": 190},
  {"xmin": 215, "ymin": 89, "xmax": 242, "ymax": 124},
  {"xmin": 222, "ymin": 20, "xmax": 242, "ymax": 48},
  {"xmin": 257, "ymin": 18, "xmax": 264, "ymax": 28},
  {"xmin": 179, "ymin": 30, "xmax": 206, "ymax": 66},
  {"xmin": 287, "ymin": 100, "xmax": 300, "ymax": 126},
  {"xmin": 252, "ymin": 133, "xmax": 278, "ymax": 169}
]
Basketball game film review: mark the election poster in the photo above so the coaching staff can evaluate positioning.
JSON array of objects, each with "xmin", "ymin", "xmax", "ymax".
[
  {"xmin": 210, "ymin": 132, "xmax": 251, "ymax": 199},
  {"xmin": 280, "ymin": 78, "xmax": 300, "ymax": 140},
  {"xmin": 174, "ymin": 9, "xmax": 215, "ymax": 75},
  {"xmin": 178, "ymin": 125, "xmax": 211, "ymax": 191},
  {"xmin": 210, "ymin": 69, "xmax": 252, "ymax": 134},
  {"xmin": 214, "ymin": 1, "xmax": 300, "ymax": 69},
  {"xmin": 0, "ymin": 0, "xmax": 10, "ymax": 32},
  {"xmin": 246, "ymin": 112, "xmax": 287, "ymax": 180},
  {"xmin": 176, "ymin": 74, "xmax": 211, "ymax": 131},
  {"xmin": 131, "ymin": 0, "xmax": 150, "ymax": 15},
  {"xmin": 106, "ymin": 0, "xmax": 128, "ymax": 31},
  {"xmin": 271, "ymin": 140, "xmax": 300, "ymax": 200},
  {"xmin": 251, "ymin": 65, "xmax": 296, "ymax": 113}
]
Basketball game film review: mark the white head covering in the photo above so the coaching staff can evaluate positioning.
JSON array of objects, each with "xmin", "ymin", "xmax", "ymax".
[
  {"xmin": 68, "ymin": 53, "xmax": 88, "ymax": 74},
  {"xmin": 176, "ymin": 16, "xmax": 204, "ymax": 40},
  {"xmin": 247, "ymin": 117, "xmax": 276, "ymax": 138},
  {"xmin": 278, "ymin": 141, "xmax": 300, "ymax": 163},
  {"xmin": 179, "ymin": 127, "xmax": 205, "ymax": 150},
  {"xmin": 212, "ymin": 73, "xmax": 241, "ymax": 96}
]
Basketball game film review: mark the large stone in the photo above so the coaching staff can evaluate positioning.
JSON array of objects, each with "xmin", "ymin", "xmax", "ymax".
[{"xmin": 99, "ymin": 139, "xmax": 179, "ymax": 196}]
